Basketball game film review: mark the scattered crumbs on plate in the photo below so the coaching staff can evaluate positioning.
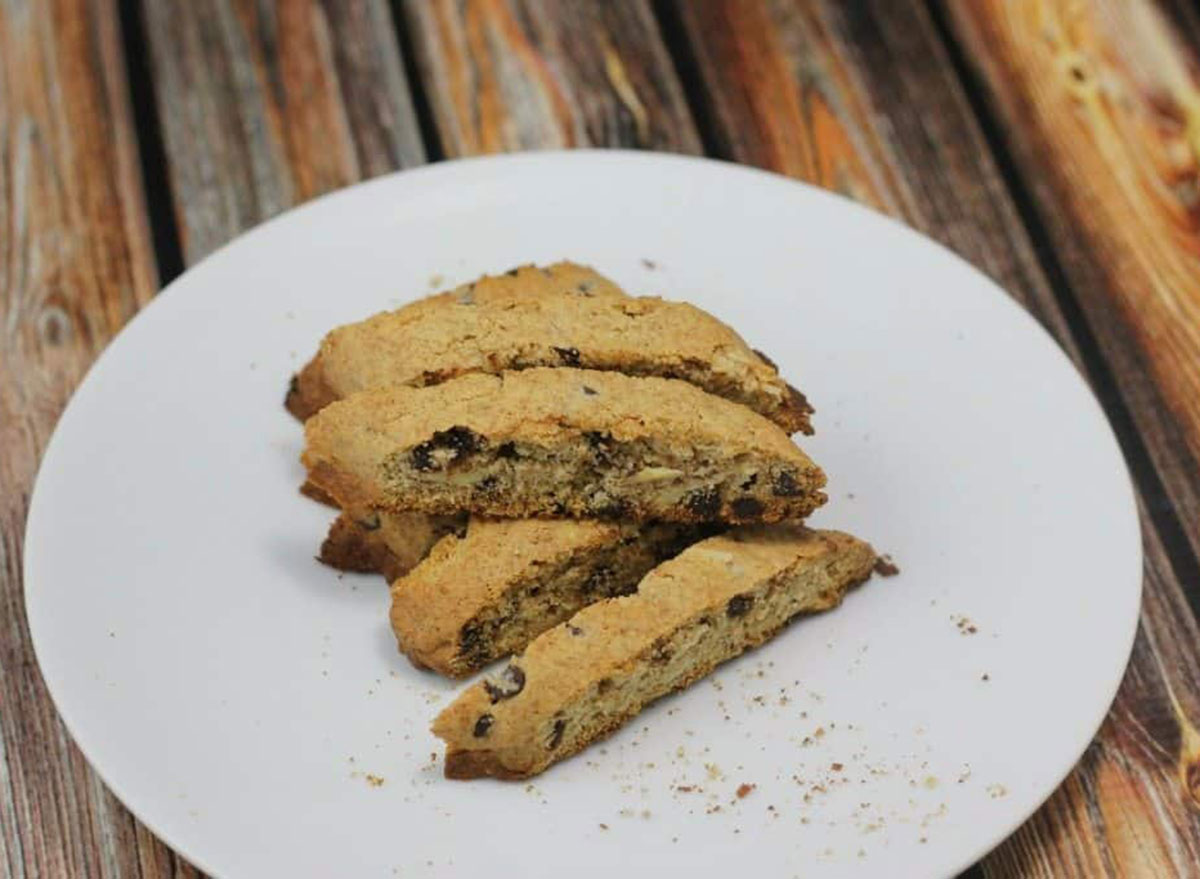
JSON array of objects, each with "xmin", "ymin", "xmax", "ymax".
[
  {"xmin": 952, "ymin": 614, "xmax": 979, "ymax": 635},
  {"xmin": 872, "ymin": 555, "xmax": 900, "ymax": 577}
]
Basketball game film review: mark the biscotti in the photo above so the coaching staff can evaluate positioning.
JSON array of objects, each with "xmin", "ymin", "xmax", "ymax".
[
  {"xmin": 391, "ymin": 518, "xmax": 703, "ymax": 677},
  {"xmin": 432, "ymin": 526, "xmax": 876, "ymax": 779},
  {"xmin": 303, "ymin": 368, "xmax": 826, "ymax": 524},
  {"xmin": 319, "ymin": 508, "xmax": 464, "ymax": 582},
  {"xmin": 286, "ymin": 262, "xmax": 812, "ymax": 434}
]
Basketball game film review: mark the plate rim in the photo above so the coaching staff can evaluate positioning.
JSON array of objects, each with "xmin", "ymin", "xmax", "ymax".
[{"xmin": 23, "ymin": 149, "xmax": 1144, "ymax": 879}]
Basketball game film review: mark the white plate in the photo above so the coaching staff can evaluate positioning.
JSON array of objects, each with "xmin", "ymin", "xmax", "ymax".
[{"xmin": 25, "ymin": 152, "xmax": 1141, "ymax": 879}]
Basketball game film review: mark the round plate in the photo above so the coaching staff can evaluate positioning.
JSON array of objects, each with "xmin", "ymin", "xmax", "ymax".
[{"xmin": 25, "ymin": 152, "xmax": 1141, "ymax": 878}]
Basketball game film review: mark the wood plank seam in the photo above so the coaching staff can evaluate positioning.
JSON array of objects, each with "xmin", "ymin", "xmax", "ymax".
[{"xmin": 924, "ymin": 0, "xmax": 1200, "ymax": 626}]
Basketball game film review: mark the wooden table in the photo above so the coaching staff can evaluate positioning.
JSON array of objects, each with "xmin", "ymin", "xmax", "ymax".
[{"xmin": 3, "ymin": 1, "xmax": 1199, "ymax": 875}]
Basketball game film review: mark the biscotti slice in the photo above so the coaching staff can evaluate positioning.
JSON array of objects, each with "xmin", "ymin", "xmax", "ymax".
[
  {"xmin": 318, "ymin": 508, "xmax": 464, "ymax": 582},
  {"xmin": 432, "ymin": 526, "xmax": 876, "ymax": 779},
  {"xmin": 391, "ymin": 518, "xmax": 703, "ymax": 677},
  {"xmin": 286, "ymin": 262, "xmax": 812, "ymax": 434},
  {"xmin": 303, "ymin": 368, "xmax": 826, "ymax": 524}
]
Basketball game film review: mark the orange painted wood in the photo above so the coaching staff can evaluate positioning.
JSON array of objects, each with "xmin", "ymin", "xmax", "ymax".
[
  {"xmin": 671, "ymin": 0, "xmax": 1200, "ymax": 875},
  {"xmin": 401, "ymin": 0, "xmax": 701, "ymax": 155}
]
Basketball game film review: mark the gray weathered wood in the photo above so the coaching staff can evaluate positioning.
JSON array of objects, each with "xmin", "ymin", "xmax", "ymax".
[{"xmin": 143, "ymin": 0, "xmax": 426, "ymax": 264}]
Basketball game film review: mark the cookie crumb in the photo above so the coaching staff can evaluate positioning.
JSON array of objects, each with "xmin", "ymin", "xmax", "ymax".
[
  {"xmin": 736, "ymin": 783, "xmax": 756, "ymax": 798},
  {"xmin": 873, "ymin": 555, "xmax": 900, "ymax": 577},
  {"xmin": 640, "ymin": 258, "xmax": 658, "ymax": 270},
  {"xmin": 365, "ymin": 774, "xmax": 385, "ymax": 787},
  {"xmin": 599, "ymin": 823, "xmax": 609, "ymax": 830}
]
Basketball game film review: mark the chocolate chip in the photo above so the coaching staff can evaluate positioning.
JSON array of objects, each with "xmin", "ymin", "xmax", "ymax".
[
  {"xmin": 475, "ymin": 475, "xmax": 498, "ymax": 494},
  {"xmin": 551, "ymin": 501, "xmax": 568, "ymax": 516},
  {"xmin": 593, "ymin": 499, "xmax": 630, "ymax": 518},
  {"xmin": 567, "ymin": 624, "xmax": 584, "ymax": 636},
  {"xmin": 547, "ymin": 718, "xmax": 566, "ymax": 750},
  {"xmin": 582, "ymin": 385, "xmax": 598, "ymax": 396},
  {"xmin": 411, "ymin": 426, "xmax": 484, "ymax": 471},
  {"xmin": 649, "ymin": 639, "xmax": 673, "ymax": 664},
  {"xmin": 583, "ymin": 566, "xmax": 616, "ymax": 594},
  {"xmin": 740, "ymin": 473, "xmax": 759, "ymax": 491},
  {"xmin": 726, "ymin": 594, "xmax": 754, "ymax": 617},
  {"xmin": 483, "ymin": 665, "xmax": 525, "ymax": 703},
  {"xmin": 684, "ymin": 487, "xmax": 721, "ymax": 519},
  {"xmin": 584, "ymin": 430, "xmax": 615, "ymax": 465},
  {"xmin": 460, "ymin": 623, "xmax": 485, "ymax": 663},
  {"xmin": 355, "ymin": 512, "xmax": 381, "ymax": 531},
  {"xmin": 553, "ymin": 345, "xmax": 581, "ymax": 366},
  {"xmin": 772, "ymin": 471, "xmax": 801, "ymax": 497},
  {"xmin": 473, "ymin": 714, "xmax": 494, "ymax": 737},
  {"xmin": 752, "ymin": 348, "xmax": 778, "ymax": 371},
  {"xmin": 597, "ymin": 678, "xmax": 613, "ymax": 694},
  {"xmin": 497, "ymin": 441, "xmax": 519, "ymax": 459},
  {"xmin": 420, "ymin": 369, "xmax": 447, "ymax": 385},
  {"xmin": 732, "ymin": 497, "xmax": 764, "ymax": 519}
]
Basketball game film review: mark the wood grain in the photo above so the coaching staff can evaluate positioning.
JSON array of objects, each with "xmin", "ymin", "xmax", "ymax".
[
  {"xmin": 142, "ymin": 0, "xmax": 426, "ymax": 264},
  {"xmin": 0, "ymin": 1, "xmax": 171, "ymax": 876},
  {"xmin": 401, "ymin": 0, "xmax": 701, "ymax": 155},
  {"xmin": 670, "ymin": 0, "xmax": 1200, "ymax": 875},
  {"xmin": 942, "ymin": 0, "xmax": 1200, "ymax": 575}
]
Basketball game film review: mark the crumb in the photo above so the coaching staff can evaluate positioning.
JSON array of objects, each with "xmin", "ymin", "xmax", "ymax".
[
  {"xmin": 981, "ymin": 673, "xmax": 990, "ymax": 681},
  {"xmin": 364, "ymin": 774, "xmax": 385, "ymax": 787},
  {"xmin": 736, "ymin": 783, "xmax": 756, "ymax": 798},
  {"xmin": 923, "ymin": 776, "xmax": 939, "ymax": 789},
  {"xmin": 873, "ymin": 555, "xmax": 900, "ymax": 577},
  {"xmin": 987, "ymin": 784, "xmax": 1008, "ymax": 798},
  {"xmin": 599, "ymin": 823, "xmax": 609, "ymax": 830},
  {"xmin": 428, "ymin": 273, "xmax": 444, "ymax": 288},
  {"xmin": 641, "ymin": 809, "xmax": 651, "ymax": 819},
  {"xmin": 953, "ymin": 615, "xmax": 978, "ymax": 635},
  {"xmin": 676, "ymin": 785, "xmax": 695, "ymax": 793},
  {"xmin": 640, "ymin": 258, "xmax": 658, "ymax": 270},
  {"xmin": 814, "ymin": 726, "xmax": 826, "ymax": 739},
  {"xmin": 831, "ymin": 763, "xmax": 844, "ymax": 771}
]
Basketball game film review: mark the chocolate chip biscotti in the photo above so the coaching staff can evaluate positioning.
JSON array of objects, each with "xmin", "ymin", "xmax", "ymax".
[
  {"xmin": 391, "ymin": 518, "xmax": 703, "ymax": 677},
  {"xmin": 286, "ymin": 262, "xmax": 812, "ymax": 434},
  {"xmin": 432, "ymin": 526, "xmax": 877, "ymax": 779},
  {"xmin": 302, "ymin": 368, "xmax": 826, "ymax": 524}
]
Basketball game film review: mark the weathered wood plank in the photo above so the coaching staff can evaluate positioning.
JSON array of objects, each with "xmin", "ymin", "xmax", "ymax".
[
  {"xmin": 142, "ymin": 0, "xmax": 426, "ymax": 265},
  {"xmin": 941, "ymin": 0, "xmax": 1200, "ymax": 572},
  {"xmin": 0, "ymin": 1, "xmax": 165, "ymax": 876},
  {"xmin": 669, "ymin": 1, "xmax": 1200, "ymax": 876},
  {"xmin": 401, "ymin": 0, "xmax": 701, "ymax": 155}
]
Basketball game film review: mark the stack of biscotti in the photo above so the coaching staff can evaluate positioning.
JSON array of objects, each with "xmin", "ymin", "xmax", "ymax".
[{"xmin": 289, "ymin": 262, "xmax": 880, "ymax": 779}]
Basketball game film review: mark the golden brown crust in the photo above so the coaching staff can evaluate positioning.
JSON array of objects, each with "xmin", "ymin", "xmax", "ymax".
[
  {"xmin": 390, "ymin": 518, "xmax": 698, "ymax": 677},
  {"xmin": 432, "ymin": 526, "xmax": 876, "ymax": 779},
  {"xmin": 287, "ymin": 262, "xmax": 812, "ymax": 433},
  {"xmin": 317, "ymin": 509, "xmax": 464, "ymax": 582},
  {"xmin": 302, "ymin": 368, "xmax": 825, "ymax": 524}
]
